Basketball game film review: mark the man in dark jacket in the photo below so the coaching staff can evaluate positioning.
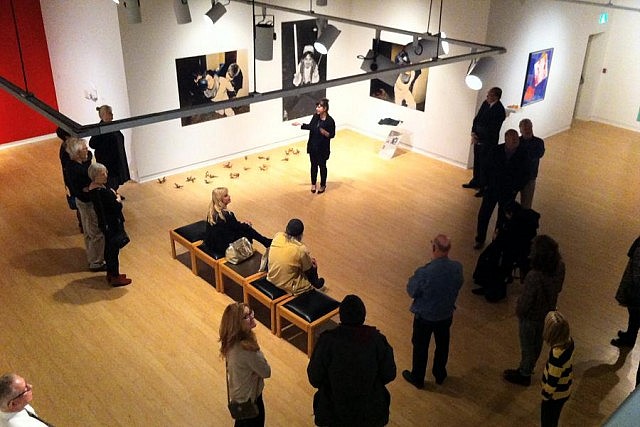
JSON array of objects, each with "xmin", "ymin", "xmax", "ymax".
[
  {"xmin": 463, "ymin": 86, "xmax": 506, "ymax": 195},
  {"xmin": 307, "ymin": 295, "xmax": 396, "ymax": 427},
  {"xmin": 474, "ymin": 129, "xmax": 530, "ymax": 249}
]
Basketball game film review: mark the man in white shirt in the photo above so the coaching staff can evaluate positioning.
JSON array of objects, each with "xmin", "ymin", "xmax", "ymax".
[{"xmin": 0, "ymin": 373, "xmax": 51, "ymax": 426}]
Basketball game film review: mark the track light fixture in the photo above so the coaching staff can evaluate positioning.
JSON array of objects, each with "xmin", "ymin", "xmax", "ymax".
[
  {"xmin": 395, "ymin": 33, "xmax": 448, "ymax": 65},
  {"xmin": 204, "ymin": 0, "xmax": 227, "ymax": 24},
  {"xmin": 255, "ymin": 9, "xmax": 275, "ymax": 61},
  {"xmin": 122, "ymin": 0, "xmax": 141, "ymax": 24},
  {"xmin": 314, "ymin": 19, "xmax": 341, "ymax": 55},
  {"xmin": 465, "ymin": 56, "xmax": 495, "ymax": 90},
  {"xmin": 174, "ymin": 0, "xmax": 192, "ymax": 25}
]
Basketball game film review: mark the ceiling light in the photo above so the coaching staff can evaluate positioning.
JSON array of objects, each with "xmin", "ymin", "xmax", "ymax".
[
  {"xmin": 465, "ymin": 56, "xmax": 495, "ymax": 90},
  {"xmin": 314, "ymin": 23, "xmax": 340, "ymax": 55},
  {"xmin": 174, "ymin": 0, "xmax": 192, "ymax": 24},
  {"xmin": 123, "ymin": 0, "xmax": 141, "ymax": 24},
  {"xmin": 396, "ymin": 34, "xmax": 448, "ymax": 64},
  {"xmin": 204, "ymin": 0, "xmax": 226, "ymax": 24},
  {"xmin": 255, "ymin": 16, "xmax": 275, "ymax": 61},
  {"xmin": 359, "ymin": 49, "xmax": 398, "ymax": 87}
]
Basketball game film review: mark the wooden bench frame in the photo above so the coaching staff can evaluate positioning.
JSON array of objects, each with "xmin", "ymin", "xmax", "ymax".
[
  {"xmin": 276, "ymin": 296, "xmax": 339, "ymax": 357},
  {"xmin": 169, "ymin": 222, "xmax": 206, "ymax": 274},
  {"xmin": 193, "ymin": 243, "xmax": 225, "ymax": 289},
  {"xmin": 244, "ymin": 279, "xmax": 293, "ymax": 334},
  {"xmin": 218, "ymin": 253, "xmax": 266, "ymax": 294}
]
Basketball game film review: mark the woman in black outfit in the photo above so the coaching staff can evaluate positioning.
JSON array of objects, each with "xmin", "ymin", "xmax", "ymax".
[
  {"xmin": 88, "ymin": 163, "xmax": 131, "ymax": 287},
  {"xmin": 205, "ymin": 187, "xmax": 272, "ymax": 256},
  {"xmin": 292, "ymin": 97, "xmax": 336, "ymax": 194}
]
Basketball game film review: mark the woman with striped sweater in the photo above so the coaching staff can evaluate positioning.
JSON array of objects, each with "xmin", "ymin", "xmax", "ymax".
[{"xmin": 541, "ymin": 311, "xmax": 574, "ymax": 427}]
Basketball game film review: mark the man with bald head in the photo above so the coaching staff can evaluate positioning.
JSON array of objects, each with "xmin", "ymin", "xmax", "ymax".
[
  {"xmin": 0, "ymin": 373, "xmax": 52, "ymax": 426},
  {"xmin": 474, "ymin": 129, "xmax": 530, "ymax": 249},
  {"xmin": 403, "ymin": 235, "xmax": 463, "ymax": 389}
]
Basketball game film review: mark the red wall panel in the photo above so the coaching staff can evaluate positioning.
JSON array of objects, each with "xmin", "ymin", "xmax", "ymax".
[{"xmin": 0, "ymin": 0, "xmax": 58, "ymax": 144}]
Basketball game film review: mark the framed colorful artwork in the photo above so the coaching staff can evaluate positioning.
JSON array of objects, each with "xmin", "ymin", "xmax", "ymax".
[{"xmin": 521, "ymin": 48, "xmax": 553, "ymax": 107}]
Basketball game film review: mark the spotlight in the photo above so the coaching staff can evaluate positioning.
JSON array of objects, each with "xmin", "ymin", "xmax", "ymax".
[
  {"xmin": 123, "ymin": 0, "xmax": 141, "ymax": 24},
  {"xmin": 396, "ymin": 34, "xmax": 448, "ymax": 64},
  {"xmin": 255, "ymin": 17, "xmax": 275, "ymax": 61},
  {"xmin": 174, "ymin": 0, "xmax": 191, "ymax": 25},
  {"xmin": 314, "ymin": 21, "xmax": 340, "ymax": 55},
  {"xmin": 465, "ymin": 56, "xmax": 495, "ymax": 90},
  {"xmin": 204, "ymin": 0, "xmax": 226, "ymax": 24},
  {"xmin": 359, "ymin": 49, "xmax": 397, "ymax": 87}
]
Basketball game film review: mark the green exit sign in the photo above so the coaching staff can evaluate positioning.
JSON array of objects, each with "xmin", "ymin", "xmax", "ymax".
[{"xmin": 599, "ymin": 12, "xmax": 608, "ymax": 24}]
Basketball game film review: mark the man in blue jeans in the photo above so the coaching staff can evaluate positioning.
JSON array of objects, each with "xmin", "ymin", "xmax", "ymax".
[{"xmin": 403, "ymin": 234, "xmax": 464, "ymax": 388}]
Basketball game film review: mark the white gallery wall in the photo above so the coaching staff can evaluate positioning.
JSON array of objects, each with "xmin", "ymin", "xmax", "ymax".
[
  {"xmin": 39, "ymin": 0, "xmax": 639, "ymax": 182},
  {"xmin": 40, "ymin": 0, "xmax": 135, "ymax": 178},
  {"xmin": 486, "ymin": 0, "xmax": 609, "ymax": 138},
  {"xmin": 590, "ymin": 5, "xmax": 640, "ymax": 131}
]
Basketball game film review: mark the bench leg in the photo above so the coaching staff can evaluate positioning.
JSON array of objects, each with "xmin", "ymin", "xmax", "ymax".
[
  {"xmin": 307, "ymin": 327, "xmax": 314, "ymax": 357},
  {"xmin": 170, "ymin": 235, "xmax": 177, "ymax": 259},
  {"xmin": 190, "ymin": 250, "xmax": 198, "ymax": 275}
]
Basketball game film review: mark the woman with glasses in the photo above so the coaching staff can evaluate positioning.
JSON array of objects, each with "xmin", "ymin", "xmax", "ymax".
[
  {"xmin": 219, "ymin": 303, "xmax": 271, "ymax": 427},
  {"xmin": 292, "ymin": 97, "xmax": 335, "ymax": 194},
  {"xmin": 0, "ymin": 373, "xmax": 52, "ymax": 426}
]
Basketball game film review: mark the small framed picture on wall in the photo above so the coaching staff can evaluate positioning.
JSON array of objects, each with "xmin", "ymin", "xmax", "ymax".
[{"xmin": 521, "ymin": 48, "xmax": 553, "ymax": 107}]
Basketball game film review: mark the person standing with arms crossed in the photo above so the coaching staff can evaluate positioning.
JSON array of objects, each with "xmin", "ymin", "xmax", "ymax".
[
  {"xmin": 402, "ymin": 234, "xmax": 463, "ymax": 389},
  {"xmin": 292, "ymin": 98, "xmax": 335, "ymax": 194}
]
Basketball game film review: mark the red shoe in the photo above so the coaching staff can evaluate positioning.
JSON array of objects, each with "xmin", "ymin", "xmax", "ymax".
[{"xmin": 109, "ymin": 275, "xmax": 132, "ymax": 287}]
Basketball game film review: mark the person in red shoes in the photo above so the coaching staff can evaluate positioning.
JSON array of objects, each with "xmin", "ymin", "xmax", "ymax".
[{"xmin": 88, "ymin": 163, "xmax": 131, "ymax": 287}]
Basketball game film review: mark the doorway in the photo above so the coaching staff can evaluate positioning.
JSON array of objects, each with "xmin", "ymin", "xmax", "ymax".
[{"xmin": 574, "ymin": 32, "xmax": 606, "ymax": 120}]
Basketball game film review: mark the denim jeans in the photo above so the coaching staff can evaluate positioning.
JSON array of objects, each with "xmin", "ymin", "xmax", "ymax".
[{"xmin": 518, "ymin": 318, "xmax": 545, "ymax": 376}]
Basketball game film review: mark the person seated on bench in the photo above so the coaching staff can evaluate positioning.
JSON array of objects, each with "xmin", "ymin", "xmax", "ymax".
[
  {"xmin": 267, "ymin": 218, "xmax": 326, "ymax": 295},
  {"xmin": 205, "ymin": 187, "xmax": 272, "ymax": 255},
  {"xmin": 472, "ymin": 201, "xmax": 540, "ymax": 302}
]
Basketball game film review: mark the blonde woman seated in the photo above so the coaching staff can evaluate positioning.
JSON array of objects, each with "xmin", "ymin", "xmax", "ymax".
[{"xmin": 205, "ymin": 187, "xmax": 272, "ymax": 256}]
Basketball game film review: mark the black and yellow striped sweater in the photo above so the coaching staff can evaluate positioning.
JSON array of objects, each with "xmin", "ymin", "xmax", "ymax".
[{"xmin": 542, "ymin": 339, "xmax": 574, "ymax": 401}]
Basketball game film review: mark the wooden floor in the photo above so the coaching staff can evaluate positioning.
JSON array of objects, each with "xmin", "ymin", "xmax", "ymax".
[{"xmin": 1, "ymin": 120, "xmax": 639, "ymax": 426}]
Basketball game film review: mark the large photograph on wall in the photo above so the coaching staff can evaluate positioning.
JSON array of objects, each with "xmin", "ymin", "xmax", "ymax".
[
  {"xmin": 520, "ymin": 48, "xmax": 553, "ymax": 107},
  {"xmin": 281, "ymin": 19, "xmax": 327, "ymax": 121},
  {"xmin": 175, "ymin": 49, "xmax": 250, "ymax": 126},
  {"xmin": 368, "ymin": 40, "xmax": 429, "ymax": 111}
]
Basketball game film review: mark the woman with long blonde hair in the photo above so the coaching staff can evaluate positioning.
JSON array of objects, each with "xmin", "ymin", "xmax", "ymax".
[
  {"xmin": 205, "ymin": 187, "xmax": 271, "ymax": 255},
  {"xmin": 540, "ymin": 311, "xmax": 574, "ymax": 427},
  {"xmin": 220, "ymin": 302, "xmax": 271, "ymax": 426}
]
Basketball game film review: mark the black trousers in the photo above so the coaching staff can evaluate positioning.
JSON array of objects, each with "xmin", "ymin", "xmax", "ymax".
[
  {"xmin": 235, "ymin": 394, "xmax": 265, "ymax": 427},
  {"xmin": 309, "ymin": 153, "xmax": 328, "ymax": 187},
  {"xmin": 475, "ymin": 192, "xmax": 512, "ymax": 244},
  {"xmin": 618, "ymin": 306, "xmax": 640, "ymax": 346},
  {"xmin": 410, "ymin": 316, "xmax": 453, "ymax": 384},
  {"xmin": 104, "ymin": 234, "xmax": 121, "ymax": 276},
  {"xmin": 541, "ymin": 397, "xmax": 567, "ymax": 427},
  {"xmin": 239, "ymin": 223, "xmax": 272, "ymax": 249},
  {"xmin": 304, "ymin": 265, "xmax": 324, "ymax": 288},
  {"xmin": 472, "ymin": 143, "xmax": 489, "ymax": 187}
]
